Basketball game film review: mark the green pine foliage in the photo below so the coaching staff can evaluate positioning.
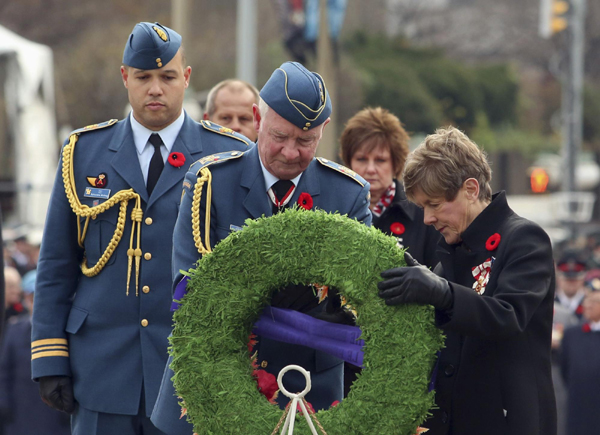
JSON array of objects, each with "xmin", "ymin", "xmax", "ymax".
[{"xmin": 170, "ymin": 208, "xmax": 444, "ymax": 434}]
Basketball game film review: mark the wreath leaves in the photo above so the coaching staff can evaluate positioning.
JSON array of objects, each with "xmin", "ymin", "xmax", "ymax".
[{"xmin": 170, "ymin": 208, "xmax": 444, "ymax": 434}]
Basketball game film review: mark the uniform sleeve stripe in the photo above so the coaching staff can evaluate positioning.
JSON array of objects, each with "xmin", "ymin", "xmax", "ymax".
[
  {"xmin": 31, "ymin": 351, "xmax": 70, "ymax": 360},
  {"xmin": 32, "ymin": 345, "xmax": 68, "ymax": 353},
  {"xmin": 32, "ymin": 338, "xmax": 68, "ymax": 348}
]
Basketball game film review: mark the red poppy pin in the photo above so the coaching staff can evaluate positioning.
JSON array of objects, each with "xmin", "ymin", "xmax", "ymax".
[
  {"xmin": 582, "ymin": 323, "xmax": 591, "ymax": 333},
  {"xmin": 485, "ymin": 233, "xmax": 501, "ymax": 251},
  {"xmin": 390, "ymin": 222, "xmax": 405, "ymax": 235},
  {"xmin": 168, "ymin": 152, "xmax": 185, "ymax": 168},
  {"xmin": 298, "ymin": 192, "xmax": 313, "ymax": 210},
  {"xmin": 576, "ymin": 305, "xmax": 584, "ymax": 315}
]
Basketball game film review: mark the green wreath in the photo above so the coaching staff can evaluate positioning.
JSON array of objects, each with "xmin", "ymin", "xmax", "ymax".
[{"xmin": 170, "ymin": 208, "xmax": 444, "ymax": 434}]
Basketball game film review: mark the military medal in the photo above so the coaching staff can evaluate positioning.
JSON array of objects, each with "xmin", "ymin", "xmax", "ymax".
[{"xmin": 471, "ymin": 257, "xmax": 495, "ymax": 295}]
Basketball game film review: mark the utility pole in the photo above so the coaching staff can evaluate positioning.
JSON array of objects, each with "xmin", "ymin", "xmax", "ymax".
[
  {"xmin": 540, "ymin": 0, "xmax": 589, "ymax": 233},
  {"xmin": 236, "ymin": 0, "xmax": 257, "ymax": 86},
  {"xmin": 317, "ymin": 0, "xmax": 338, "ymax": 161},
  {"xmin": 559, "ymin": 0, "xmax": 587, "ymax": 237},
  {"xmin": 171, "ymin": 0, "xmax": 189, "ymax": 49},
  {"xmin": 561, "ymin": 0, "xmax": 586, "ymax": 198}
]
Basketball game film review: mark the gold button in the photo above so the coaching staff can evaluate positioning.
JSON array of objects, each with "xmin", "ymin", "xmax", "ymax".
[
  {"xmin": 260, "ymin": 360, "xmax": 268, "ymax": 368},
  {"xmin": 142, "ymin": 286, "xmax": 150, "ymax": 294},
  {"xmin": 141, "ymin": 319, "xmax": 149, "ymax": 327},
  {"xmin": 144, "ymin": 252, "xmax": 152, "ymax": 261},
  {"xmin": 302, "ymin": 127, "xmax": 308, "ymax": 131},
  {"xmin": 156, "ymin": 58, "xmax": 161, "ymax": 63},
  {"xmin": 231, "ymin": 151, "xmax": 239, "ymax": 156},
  {"xmin": 305, "ymin": 122, "xmax": 311, "ymax": 126},
  {"xmin": 145, "ymin": 217, "xmax": 153, "ymax": 225}
]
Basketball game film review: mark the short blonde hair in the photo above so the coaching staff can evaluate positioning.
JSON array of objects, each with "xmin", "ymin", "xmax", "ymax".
[
  {"xmin": 339, "ymin": 107, "xmax": 409, "ymax": 178},
  {"xmin": 403, "ymin": 126, "xmax": 492, "ymax": 202}
]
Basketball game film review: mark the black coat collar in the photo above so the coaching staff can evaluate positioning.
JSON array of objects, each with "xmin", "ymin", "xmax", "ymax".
[
  {"xmin": 383, "ymin": 180, "xmax": 417, "ymax": 221},
  {"xmin": 438, "ymin": 191, "xmax": 514, "ymax": 254}
]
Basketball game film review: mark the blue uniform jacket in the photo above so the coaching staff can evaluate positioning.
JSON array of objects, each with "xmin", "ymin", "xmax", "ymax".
[
  {"xmin": 152, "ymin": 144, "xmax": 371, "ymax": 434},
  {"xmin": 31, "ymin": 114, "xmax": 251, "ymax": 417}
]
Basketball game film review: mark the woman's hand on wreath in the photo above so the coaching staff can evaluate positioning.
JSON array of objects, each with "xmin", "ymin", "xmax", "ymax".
[{"xmin": 378, "ymin": 252, "xmax": 453, "ymax": 311}]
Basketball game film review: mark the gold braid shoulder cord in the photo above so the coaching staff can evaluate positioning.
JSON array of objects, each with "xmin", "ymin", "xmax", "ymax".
[
  {"xmin": 62, "ymin": 133, "xmax": 144, "ymax": 296},
  {"xmin": 191, "ymin": 166, "xmax": 213, "ymax": 256}
]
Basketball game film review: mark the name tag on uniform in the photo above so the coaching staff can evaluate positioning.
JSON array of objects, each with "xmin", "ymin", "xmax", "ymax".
[
  {"xmin": 84, "ymin": 187, "xmax": 111, "ymax": 199},
  {"xmin": 230, "ymin": 224, "xmax": 242, "ymax": 232}
]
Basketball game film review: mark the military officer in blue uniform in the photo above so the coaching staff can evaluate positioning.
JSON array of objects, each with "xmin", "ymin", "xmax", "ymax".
[
  {"xmin": 31, "ymin": 22, "xmax": 251, "ymax": 435},
  {"xmin": 151, "ymin": 61, "xmax": 372, "ymax": 434}
]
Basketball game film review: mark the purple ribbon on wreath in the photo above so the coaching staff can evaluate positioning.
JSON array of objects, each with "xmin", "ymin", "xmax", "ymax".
[{"xmin": 252, "ymin": 306, "xmax": 365, "ymax": 367}]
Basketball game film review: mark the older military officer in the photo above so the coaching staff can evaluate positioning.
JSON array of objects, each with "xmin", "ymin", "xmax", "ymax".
[
  {"xmin": 151, "ymin": 61, "xmax": 371, "ymax": 434},
  {"xmin": 31, "ymin": 22, "xmax": 251, "ymax": 435}
]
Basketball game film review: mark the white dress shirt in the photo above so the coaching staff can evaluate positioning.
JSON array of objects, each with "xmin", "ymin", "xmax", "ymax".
[{"xmin": 130, "ymin": 111, "xmax": 185, "ymax": 184}]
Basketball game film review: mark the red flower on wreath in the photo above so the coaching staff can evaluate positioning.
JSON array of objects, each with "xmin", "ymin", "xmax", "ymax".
[
  {"xmin": 248, "ymin": 333, "xmax": 258, "ymax": 354},
  {"xmin": 252, "ymin": 369, "xmax": 279, "ymax": 403},
  {"xmin": 390, "ymin": 222, "xmax": 405, "ymax": 235},
  {"xmin": 582, "ymin": 323, "xmax": 591, "ymax": 333},
  {"xmin": 485, "ymin": 233, "xmax": 501, "ymax": 251},
  {"xmin": 298, "ymin": 192, "xmax": 313, "ymax": 210},
  {"xmin": 297, "ymin": 400, "xmax": 315, "ymax": 415},
  {"xmin": 168, "ymin": 152, "xmax": 186, "ymax": 168}
]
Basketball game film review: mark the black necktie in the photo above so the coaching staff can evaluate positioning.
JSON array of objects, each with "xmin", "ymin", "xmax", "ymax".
[
  {"xmin": 271, "ymin": 179, "xmax": 294, "ymax": 214},
  {"xmin": 147, "ymin": 133, "xmax": 164, "ymax": 196}
]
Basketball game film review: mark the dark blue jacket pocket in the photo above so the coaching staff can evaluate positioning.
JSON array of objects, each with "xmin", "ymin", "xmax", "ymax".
[
  {"xmin": 65, "ymin": 307, "xmax": 89, "ymax": 334},
  {"xmin": 315, "ymin": 350, "xmax": 343, "ymax": 373}
]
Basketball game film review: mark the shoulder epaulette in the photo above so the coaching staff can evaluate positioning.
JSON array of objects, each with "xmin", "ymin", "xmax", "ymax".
[
  {"xmin": 316, "ymin": 157, "xmax": 366, "ymax": 187},
  {"xmin": 70, "ymin": 119, "xmax": 118, "ymax": 136},
  {"xmin": 190, "ymin": 150, "xmax": 245, "ymax": 175},
  {"xmin": 200, "ymin": 120, "xmax": 253, "ymax": 147}
]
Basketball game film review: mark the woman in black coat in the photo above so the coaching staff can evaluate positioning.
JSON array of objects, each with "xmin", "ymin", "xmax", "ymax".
[
  {"xmin": 339, "ymin": 107, "xmax": 439, "ymax": 269},
  {"xmin": 378, "ymin": 127, "xmax": 557, "ymax": 435}
]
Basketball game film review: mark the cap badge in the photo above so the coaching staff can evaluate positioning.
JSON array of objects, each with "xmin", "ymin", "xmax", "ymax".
[
  {"xmin": 153, "ymin": 26, "xmax": 168, "ymax": 42},
  {"xmin": 319, "ymin": 81, "xmax": 324, "ymax": 103}
]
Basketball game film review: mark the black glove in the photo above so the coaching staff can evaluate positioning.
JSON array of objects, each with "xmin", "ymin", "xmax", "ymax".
[
  {"xmin": 39, "ymin": 375, "xmax": 76, "ymax": 414},
  {"xmin": 377, "ymin": 252, "xmax": 453, "ymax": 310}
]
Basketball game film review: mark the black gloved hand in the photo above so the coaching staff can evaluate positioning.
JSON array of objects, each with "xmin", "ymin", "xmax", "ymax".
[
  {"xmin": 377, "ymin": 252, "xmax": 453, "ymax": 311},
  {"xmin": 39, "ymin": 375, "xmax": 76, "ymax": 414}
]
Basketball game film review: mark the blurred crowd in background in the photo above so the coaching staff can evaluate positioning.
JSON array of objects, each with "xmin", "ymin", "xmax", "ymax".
[{"xmin": 1, "ymin": 230, "xmax": 71, "ymax": 435}]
